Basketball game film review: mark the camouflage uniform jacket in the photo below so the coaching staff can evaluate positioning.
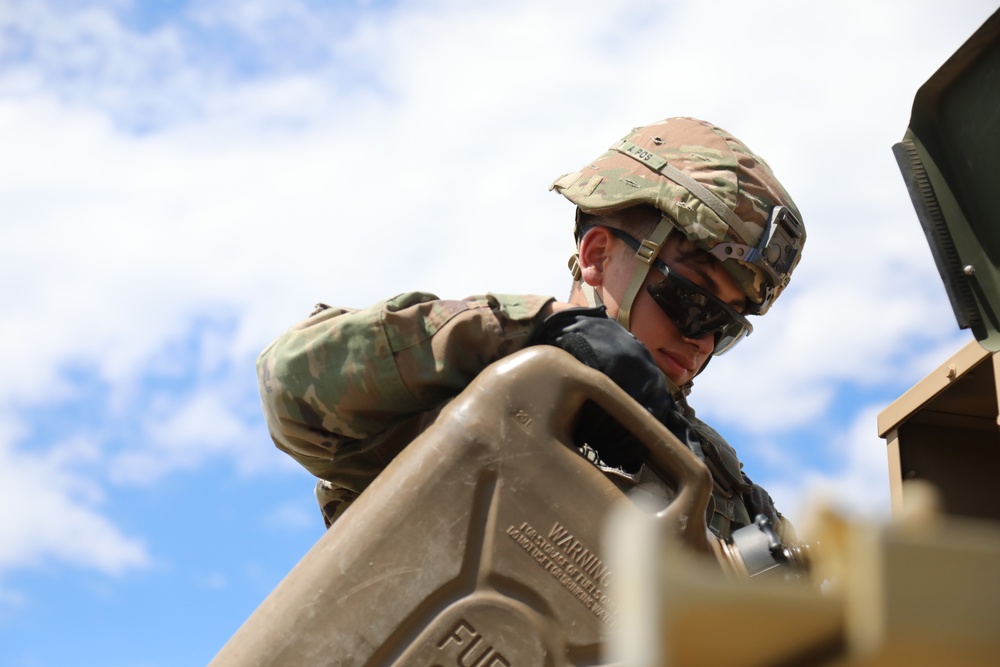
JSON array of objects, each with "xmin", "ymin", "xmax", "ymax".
[{"xmin": 257, "ymin": 291, "xmax": 793, "ymax": 542}]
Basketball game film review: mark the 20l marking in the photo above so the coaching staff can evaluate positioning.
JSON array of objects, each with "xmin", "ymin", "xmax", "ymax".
[{"xmin": 437, "ymin": 619, "xmax": 512, "ymax": 667}]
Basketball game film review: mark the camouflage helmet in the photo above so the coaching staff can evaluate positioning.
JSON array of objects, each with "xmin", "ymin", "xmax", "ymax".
[{"xmin": 551, "ymin": 117, "xmax": 805, "ymax": 315}]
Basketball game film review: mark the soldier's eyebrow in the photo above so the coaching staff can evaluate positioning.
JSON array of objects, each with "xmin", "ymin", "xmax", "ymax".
[
  {"xmin": 692, "ymin": 268, "xmax": 744, "ymax": 309},
  {"xmin": 674, "ymin": 248, "xmax": 747, "ymax": 311}
]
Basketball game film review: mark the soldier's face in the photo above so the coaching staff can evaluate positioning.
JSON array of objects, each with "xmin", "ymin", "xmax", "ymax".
[{"xmin": 604, "ymin": 234, "xmax": 746, "ymax": 386}]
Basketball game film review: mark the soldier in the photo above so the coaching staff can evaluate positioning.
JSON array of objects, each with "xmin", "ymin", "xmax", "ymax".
[{"xmin": 257, "ymin": 116, "xmax": 805, "ymax": 541}]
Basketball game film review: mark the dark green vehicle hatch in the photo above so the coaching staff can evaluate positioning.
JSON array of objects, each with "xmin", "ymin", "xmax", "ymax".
[{"xmin": 894, "ymin": 8, "xmax": 1000, "ymax": 349}]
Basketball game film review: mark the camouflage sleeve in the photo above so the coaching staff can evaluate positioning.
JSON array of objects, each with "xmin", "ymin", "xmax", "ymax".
[{"xmin": 257, "ymin": 291, "xmax": 555, "ymax": 483}]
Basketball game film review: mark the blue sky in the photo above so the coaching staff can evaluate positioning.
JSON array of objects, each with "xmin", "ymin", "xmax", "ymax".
[{"xmin": 1, "ymin": 1, "xmax": 997, "ymax": 664}]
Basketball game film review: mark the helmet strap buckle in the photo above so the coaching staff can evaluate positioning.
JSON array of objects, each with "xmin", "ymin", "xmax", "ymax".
[
  {"xmin": 616, "ymin": 218, "xmax": 673, "ymax": 330},
  {"xmin": 567, "ymin": 254, "xmax": 583, "ymax": 281}
]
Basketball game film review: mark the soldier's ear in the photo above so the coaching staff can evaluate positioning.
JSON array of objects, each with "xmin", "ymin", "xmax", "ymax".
[{"xmin": 578, "ymin": 226, "xmax": 614, "ymax": 287}]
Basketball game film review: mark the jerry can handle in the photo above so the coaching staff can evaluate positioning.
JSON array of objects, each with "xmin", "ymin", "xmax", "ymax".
[{"xmin": 482, "ymin": 346, "xmax": 715, "ymax": 555}]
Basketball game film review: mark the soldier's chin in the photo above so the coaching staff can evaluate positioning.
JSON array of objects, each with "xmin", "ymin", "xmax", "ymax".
[{"xmin": 657, "ymin": 354, "xmax": 694, "ymax": 387}]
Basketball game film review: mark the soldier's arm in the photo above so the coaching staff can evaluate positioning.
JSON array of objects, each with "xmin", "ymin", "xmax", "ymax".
[{"xmin": 256, "ymin": 291, "xmax": 555, "ymax": 478}]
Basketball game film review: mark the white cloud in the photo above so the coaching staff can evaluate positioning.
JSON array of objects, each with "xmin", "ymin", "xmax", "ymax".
[
  {"xmin": 108, "ymin": 385, "xmax": 295, "ymax": 485},
  {"xmin": 262, "ymin": 501, "xmax": 316, "ymax": 532},
  {"xmin": 201, "ymin": 572, "xmax": 229, "ymax": 590},
  {"xmin": 763, "ymin": 404, "xmax": 894, "ymax": 527},
  {"xmin": 0, "ymin": 429, "xmax": 149, "ymax": 577}
]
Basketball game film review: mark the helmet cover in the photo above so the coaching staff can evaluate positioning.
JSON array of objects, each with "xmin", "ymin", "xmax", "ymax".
[{"xmin": 551, "ymin": 117, "xmax": 805, "ymax": 314}]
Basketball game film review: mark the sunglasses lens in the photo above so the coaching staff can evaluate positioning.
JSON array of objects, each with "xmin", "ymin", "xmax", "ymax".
[
  {"xmin": 601, "ymin": 226, "xmax": 752, "ymax": 355},
  {"xmin": 646, "ymin": 274, "xmax": 751, "ymax": 355}
]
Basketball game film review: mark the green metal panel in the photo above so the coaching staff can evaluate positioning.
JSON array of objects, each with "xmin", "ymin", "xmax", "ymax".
[{"xmin": 894, "ymin": 9, "xmax": 1000, "ymax": 350}]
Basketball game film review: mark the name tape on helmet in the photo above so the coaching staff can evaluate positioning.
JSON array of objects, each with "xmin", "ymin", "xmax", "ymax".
[
  {"xmin": 616, "ymin": 140, "xmax": 668, "ymax": 172},
  {"xmin": 613, "ymin": 140, "xmax": 759, "ymax": 246}
]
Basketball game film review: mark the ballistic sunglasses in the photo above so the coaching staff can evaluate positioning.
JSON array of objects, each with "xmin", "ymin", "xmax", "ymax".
[{"xmin": 609, "ymin": 228, "xmax": 753, "ymax": 355}]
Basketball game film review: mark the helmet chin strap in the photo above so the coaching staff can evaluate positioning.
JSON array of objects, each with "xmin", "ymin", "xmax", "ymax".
[
  {"xmin": 567, "ymin": 254, "xmax": 604, "ymax": 308},
  {"xmin": 568, "ymin": 218, "xmax": 674, "ymax": 322},
  {"xmin": 614, "ymin": 218, "xmax": 673, "ymax": 330},
  {"xmin": 581, "ymin": 283, "xmax": 603, "ymax": 309}
]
